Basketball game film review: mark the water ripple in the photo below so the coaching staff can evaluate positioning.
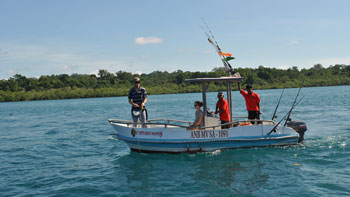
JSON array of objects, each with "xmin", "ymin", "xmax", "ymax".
[{"xmin": 1, "ymin": 86, "xmax": 350, "ymax": 196}]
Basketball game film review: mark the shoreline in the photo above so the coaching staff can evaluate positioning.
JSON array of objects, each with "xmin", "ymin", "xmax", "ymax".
[
  {"xmin": 1, "ymin": 65, "xmax": 350, "ymax": 102},
  {"xmin": 1, "ymin": 84, "xmax": 349, "ymax": 103}
]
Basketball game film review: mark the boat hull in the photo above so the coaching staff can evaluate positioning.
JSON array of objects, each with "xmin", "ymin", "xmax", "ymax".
[
  {"xmin": 109, "ymin": 121, "xmax": 300, "ymax": 153},
  {"xmin": 126, "ymin": 136, "xmax": 298, "ymax": 153}
]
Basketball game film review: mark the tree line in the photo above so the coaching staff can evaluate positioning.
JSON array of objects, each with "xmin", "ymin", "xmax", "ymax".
[{"xmin": 1, "ymin": 64, "xmax": 349, "ymax": 102}]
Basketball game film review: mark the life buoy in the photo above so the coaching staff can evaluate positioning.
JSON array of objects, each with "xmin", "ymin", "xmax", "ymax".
[{"xmin": 238, "ymin": 122, "xmax": 252, "ymax": 126}]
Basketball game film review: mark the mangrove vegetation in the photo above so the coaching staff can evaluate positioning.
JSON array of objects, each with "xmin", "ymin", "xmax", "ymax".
[{"xmin": 1, "ymin": 64, "xmax": 350, "ymax": 102}]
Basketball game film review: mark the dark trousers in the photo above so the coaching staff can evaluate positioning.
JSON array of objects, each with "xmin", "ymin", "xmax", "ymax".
[
  {"xmin": 221, "ymin": 120, "xmax": 230, "ymax": 129},
  {"xmin": 248, "ymin": 111, "xmax": 260, "ymax": 124}
]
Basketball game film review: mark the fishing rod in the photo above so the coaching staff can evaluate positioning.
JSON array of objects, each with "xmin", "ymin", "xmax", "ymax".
[
  {"xmin": 283, "ymin": 82, "xmax": 304, "ymax": 126},
  {"xmin": 267, "ymin": 96, "xmax": 304, "ymax": 136},
  {"xmin": 201, "ymin": 18, "xmax": 236, "ymax": 76},
  {"xmin": 271, "ymin": 88, "xmax": 285, "ymax": 120}
]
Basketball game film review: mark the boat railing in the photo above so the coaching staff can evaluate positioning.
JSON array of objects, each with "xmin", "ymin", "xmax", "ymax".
[
  {"xmin": 108, "ymin": 118, "xmax": 275, "ymax": 130},
  {"xmin": 108, "ymin": 119, "xmax": 189, "ymax": 128},
  {"xmin": 147, "ymin": 118, "xmax": 193, "ymax": 125},
  {"xmin": 232, "ymin": 116, "xmax": 248, "ymax": 119},
  {"xmin": 197, "ymin": 119, "xmax": 275, "ymax": 130}
]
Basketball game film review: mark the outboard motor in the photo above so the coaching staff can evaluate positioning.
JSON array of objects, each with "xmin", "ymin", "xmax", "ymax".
[{"xmin": 286, "ymin": 121, "xmax": 307, "ymax": 143}]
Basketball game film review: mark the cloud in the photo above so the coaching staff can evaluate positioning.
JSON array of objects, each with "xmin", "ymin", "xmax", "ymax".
[
  {"xmin": 276, "ymin": 65, "xmax": 291, "ymax": 70},
  {"xmin": 178, "ymin": 48, "xmax": 194, "ymax": 54},
  {"xmin": 203, "ymin": 49, "xmax": 213, "ymax": 54},
  {"xmin": 90, "ymin": 70, "xmax": 99, "ymax": 76},
  {"xmin": 140, "ymin": 53, "xmax": 151, "ymax": 59},
  {"xmin": 286, "ymin": 40, "xmax": 300, "ymax": 46},
  {"xmin": 8, "ymin": 70, "xmax": 16, "ymax": 75},
  {"xmin": 134, "ymin": 71, "xmax": 143, "ymax": 75},
  {"xmin": 0, "ymin": 49, "xmax": 8, "ymax": 56},
  {"xmin": 134, "ymin": 37, "xmax": 163, "ymax": 45},
  {"xmin": 312, "ymin": 57, "xmax": 350, "ymax": 66},
  {"xmin": 0, "ymin": 43, "xmax": 133, "ymax": 79},
  {"xmin": 62, "ymin": 64, "xmax": 80, "ymax": 71}
]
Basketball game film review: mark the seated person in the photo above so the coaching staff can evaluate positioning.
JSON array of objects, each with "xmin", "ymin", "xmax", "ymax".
[{"xmin": 188, "ymin": 101, "xmax": 204, "ymax": 130}]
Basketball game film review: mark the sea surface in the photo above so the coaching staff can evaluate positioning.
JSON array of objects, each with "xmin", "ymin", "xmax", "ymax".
[{"xmin": 1, "ymin": 86, "xmax": 349, "ymax": 196}]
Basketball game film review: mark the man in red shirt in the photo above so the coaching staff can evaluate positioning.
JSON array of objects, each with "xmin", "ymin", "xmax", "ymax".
[
  {"xmin": 238, "ymin": 83, "xmax": 261, "ymax": 124},
  {"xmin": 215, "ymin": 92, "xmax": 231, "ymax": 129}
]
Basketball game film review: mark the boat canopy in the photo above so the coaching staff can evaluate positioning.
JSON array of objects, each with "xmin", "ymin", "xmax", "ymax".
[
  {"xmin": 184, "ymin": 76, "xmax": 243, "ymax": 83},
  {"xmin": 184, "ymin": 76, "xmax": 244, "ymax": 127}
]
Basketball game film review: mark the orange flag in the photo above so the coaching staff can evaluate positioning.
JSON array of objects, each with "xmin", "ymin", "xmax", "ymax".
[{"xmin": 219, "ymin": 52, "xmax": 232, "ymax": 57}]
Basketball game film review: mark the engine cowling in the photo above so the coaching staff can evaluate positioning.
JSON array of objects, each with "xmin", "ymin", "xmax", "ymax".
[{"xmin": 286, "ymin": 121, "xmax": 307, "ymax": 143}]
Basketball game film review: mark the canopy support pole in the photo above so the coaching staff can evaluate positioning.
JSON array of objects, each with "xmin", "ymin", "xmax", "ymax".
[
  {"xmin": 202, "ymin": 82, "xmax": 207, "ymax": 126},
  {"xmin": 226, "ymin": 82, "xmax": 233, "ymax": 121}
]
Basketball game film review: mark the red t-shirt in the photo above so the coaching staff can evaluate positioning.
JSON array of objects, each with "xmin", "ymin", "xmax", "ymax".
[
  {"xmin": 240, "ymin": 89, "xmax": 260, "ymax": 111},
  {"xmin": 216, "ymin": 98, "xmax": 231, "ymax": 121}
]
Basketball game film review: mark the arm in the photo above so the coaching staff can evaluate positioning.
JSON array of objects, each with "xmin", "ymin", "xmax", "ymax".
[
  {"xmin": 238, "ymin": 83, "xmax": 247, "ymax": 96},
  {"xmin": 257, "ymin": 103, "xmax": 261, "ymax": 114},
  {"xmin": 216, "ymin": 108, "xmax": 224, "ymax": 113},
  {"xmin": 256, "ymin": 94, "xmax": 261, "ymax": 114},
  {"xmin": 128, "ymin": 98, "xmax": 139, "ymax": 108},
  {"xmin": 141, "ymin": 88, "xmax": 148, "ymax": 109},
  {"xmin": 141, "ymin": 97, "xmax": 148, "ymax": 109},
  {"xmin": 194, "ymin": 115, "xmax": 203, "ymax": 126}
]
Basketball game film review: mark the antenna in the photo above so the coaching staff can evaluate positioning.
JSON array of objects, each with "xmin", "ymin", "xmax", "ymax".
[{"xmin": 201, "ymin": 18, "xmax": 236, "ymax": 76}]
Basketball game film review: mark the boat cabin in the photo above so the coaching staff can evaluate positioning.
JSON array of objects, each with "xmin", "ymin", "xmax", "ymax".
[{"xmin": 184, "ymin": 76, "xmax": 243, "ymax": 130}]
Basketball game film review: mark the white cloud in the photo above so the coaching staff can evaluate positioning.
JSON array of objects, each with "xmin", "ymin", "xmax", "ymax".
[
  {"xmin": 203, "ymin": 49, "xmax": 213, "ymax": 54},
  {"xmin": 0, "ymin": 43, "xmax": 132, "ymax": 79},
  {"xmin": 90, "ymin": 70, "xmax": 99, "ymax": 76},
  {"xmin": 8, "ymin": 70, "xmax": 16, "ymax": 75},
  {"xmin": 134, "ymin": 71, "xmax": 143, "ymax": 75},
  {"xmin": 134, "ymin": 37, "xmax": 163, "ymax": 45},
  {"xmin": 286, "ymin": 40, "xmax": 300, "ymax": 46},
  {"xmin": 178, "ymin": 48, "xmax": 194, "ymax": 54},
  {"xmin": 140, "ymin": 53, "xmax": 151, "ymax": 59},
  {"xmin": 0, "ymin": 49, "xmax": 8, "ymax": 56},
  {"xmin": 277, "ymin": 65, "xmax": 291, "ymax": 70},
  {"xmin": 311, "ymin": 57, "xmax": 350, "ymax": 67}
]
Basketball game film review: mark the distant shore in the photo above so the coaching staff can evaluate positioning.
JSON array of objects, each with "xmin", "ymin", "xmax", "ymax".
[{"xmin": 1, "ymin": 64, "xmax": 349, "ymax": 102}]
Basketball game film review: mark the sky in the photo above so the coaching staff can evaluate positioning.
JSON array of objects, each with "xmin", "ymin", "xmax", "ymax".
[{"xmin": 1, "ymin": 0, "xmax": 350, "ymax": 79}]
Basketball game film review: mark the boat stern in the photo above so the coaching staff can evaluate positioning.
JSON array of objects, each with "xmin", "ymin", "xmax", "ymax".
[{"xmin": 286, "ymin": 121, "xmax": 307, "ymax": 143}]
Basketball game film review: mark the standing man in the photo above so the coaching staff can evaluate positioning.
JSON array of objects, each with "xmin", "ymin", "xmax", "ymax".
[
  {"xmin": 215, "ymin": 92, "xmax": 231, "ymax": 129},
  {"xmin": 238, "ymin": 83, "xmax": 261, "ymax": 124},
  {"xmin": 128, "ymin": 77, "xmax": 148, "ymax": 126}
]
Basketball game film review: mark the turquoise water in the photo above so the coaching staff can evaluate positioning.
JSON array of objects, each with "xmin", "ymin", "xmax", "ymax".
[{"xmin": 1, "ymin": 86, "xmax": 349, "ymax": 196}]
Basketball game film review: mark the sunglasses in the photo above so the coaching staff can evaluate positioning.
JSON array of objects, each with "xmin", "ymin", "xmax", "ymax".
[
  {"xmin": 135, "ymin": 81, "xmax": 140, "ymax": 84},
  {"xmin": 194, "ymin": 104, "xmax": 198, "ymax": 107}
]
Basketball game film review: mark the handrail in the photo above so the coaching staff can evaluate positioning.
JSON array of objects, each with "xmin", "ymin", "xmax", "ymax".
[
  {"xmin": 108, "ymin": 119, "xmax": 189, "ymax": 128},
  {"xmin": 197, "ymin": 119, "xmax": 275, "ymax": 129},
  {"xmin": 147, "ymin": 118, "xmax": 192, "ymax": 124},
  {"xmin": 108, "ymin": 118, "xmax": 276, "ymax": 129},
  {"xmin": 232, "ymin": 116, "xmax": 248, "ymax": 119}
]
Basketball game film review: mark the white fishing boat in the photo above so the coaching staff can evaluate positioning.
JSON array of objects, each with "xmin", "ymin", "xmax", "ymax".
[
  {"xmin": 108, "ymin": 76, "xmax": 307, "ymax": 153},
  {"xmin": 108, "ymin": 24, "xmax": 307, "ymax": 153}
]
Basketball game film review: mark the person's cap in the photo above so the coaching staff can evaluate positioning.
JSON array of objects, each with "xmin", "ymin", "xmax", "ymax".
[
  {"xmin": 218, "ymin": 92, "xmax": 224, "ymax": 96},
  {"xmin": 134, "ymin": 77, "xmax": 140, "ymax": 82},
  {"xmin": 246, "ymin": 85, "xmax": 252, "ymax": 89}
]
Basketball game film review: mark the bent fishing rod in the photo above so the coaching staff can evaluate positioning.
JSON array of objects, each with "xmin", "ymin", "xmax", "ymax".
[
  {"xmin": 267, "ymin": 96, "xmax": 304, "ymax": 136},
  {"xmin": 201, "ymin": 18, "xmax": 236, "ymax": 76},
  {"xmin": 271, "ymin": 88, "xmax": 285, "ymax": 120}
]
